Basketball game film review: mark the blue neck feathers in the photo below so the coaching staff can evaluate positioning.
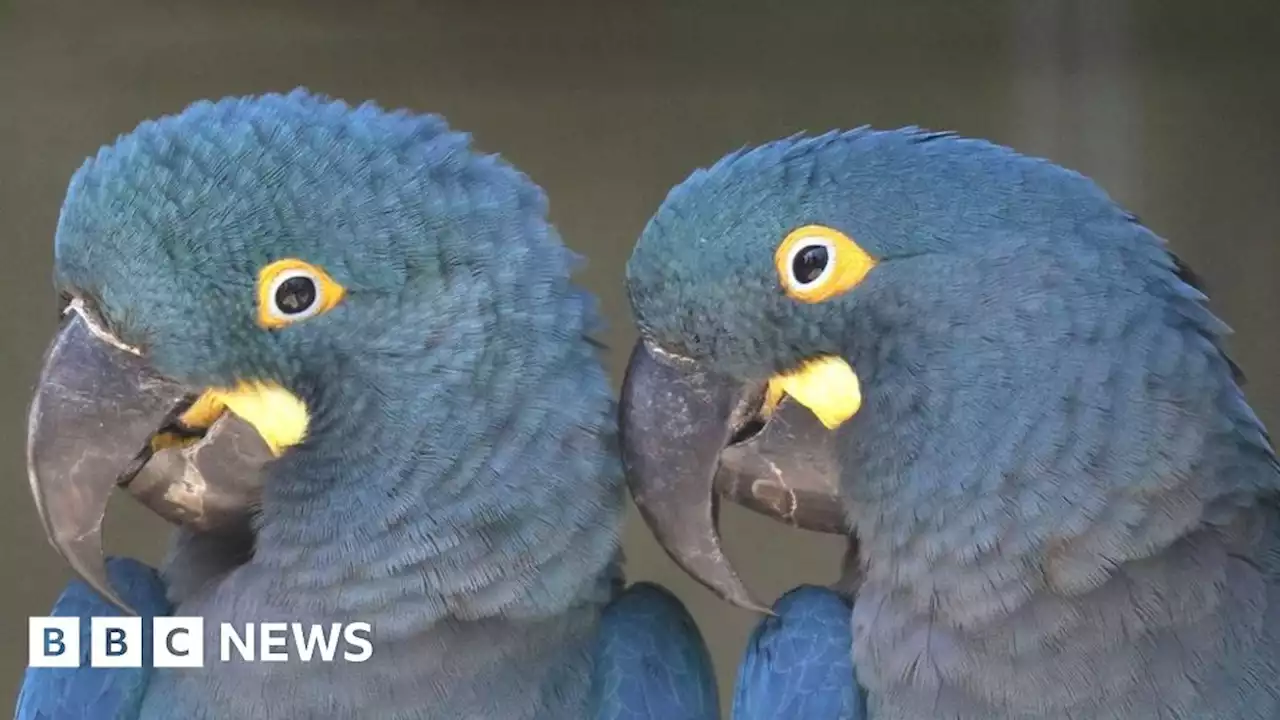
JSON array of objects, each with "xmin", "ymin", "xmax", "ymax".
[{"xmin": 249, "ymin": 300, "xmax": 625, "ymax": 634}]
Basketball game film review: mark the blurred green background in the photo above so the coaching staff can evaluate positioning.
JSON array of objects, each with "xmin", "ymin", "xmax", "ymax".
[{"xmin": 1, "ymin": 0, "xmax": 1277, "ymax": 715}]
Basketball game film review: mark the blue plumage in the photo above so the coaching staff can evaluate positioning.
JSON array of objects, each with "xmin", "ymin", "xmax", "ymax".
[
  {"xmin": 594, "ymin": 583, "xmax": 720, "ymax": 720},
  {"xmin": 22, "ymin": 565, "xmax": 717, "ymax": 720},
  {"xmin": 21, "ymin": 91, "xmax": 718, "ymax": 719},
  {"xmin": 627, "ymin": 128, "xmax": 1280, "ymax": 718},
  {"xmin": 17, "ymin": 559, "xmax": 170, "ymax": 720},
  {"xmin": 731, "ymin": 587, "xmax": 863, "ymax": 720}
]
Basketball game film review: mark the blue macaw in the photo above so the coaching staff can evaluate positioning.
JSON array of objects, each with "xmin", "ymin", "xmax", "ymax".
[
  {"xmin": 618, "ymin": 128, "xmax": 1280, "ymax": 718},
  {"xmin": 17, "ymin": 90, "xmax": 718, "ymax": 720}
]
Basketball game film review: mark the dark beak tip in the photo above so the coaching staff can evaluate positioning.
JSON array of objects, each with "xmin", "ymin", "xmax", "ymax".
[
  {"xmin": 621, "ymin": 339, "xmax": 773, "ymax": 610},
  {"xmin": 26, "ymin": 315, "xmax": 186, "ymax": 611},
  {"xmin": 732, "ymin": 595, "xmax": 776, "ymax": 616},
  {"xmin": 621, "ymin": 339, "xmax": 852, "ymax": 610}
]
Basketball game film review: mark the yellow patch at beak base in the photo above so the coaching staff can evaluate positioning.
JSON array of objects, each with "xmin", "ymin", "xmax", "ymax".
[
  {"xmin": 174, "ymin": 382, "xmax": 309, "ymax": 457},
  {"xmin": 763, "ymin": 356, "xmax": 861, "ymax": 430}
]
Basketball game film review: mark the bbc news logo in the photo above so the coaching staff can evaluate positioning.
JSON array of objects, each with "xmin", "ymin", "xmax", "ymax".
[{"xmin": 29, "ymin": 617, "xmax": 373, "ymax": 668}]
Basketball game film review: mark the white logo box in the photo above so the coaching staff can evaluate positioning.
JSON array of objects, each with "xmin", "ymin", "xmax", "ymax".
[{"xmin": 29, "ymin": 617, "xmax": 204, "ymax": 668}]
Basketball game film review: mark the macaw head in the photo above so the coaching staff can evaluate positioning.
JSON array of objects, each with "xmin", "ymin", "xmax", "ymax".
[
  {"xmin": 619, "ymin": 128, "xmax": 1248, "ymax": 609},
  {"xmin": 29, "ymin": 90, "xmax": 619, "ymax": 611}
]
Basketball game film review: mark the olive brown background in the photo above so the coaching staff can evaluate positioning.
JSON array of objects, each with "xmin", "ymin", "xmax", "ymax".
[{"xmin": 1, "ymin": 1, "xmax": 1277, "ymax": 715}]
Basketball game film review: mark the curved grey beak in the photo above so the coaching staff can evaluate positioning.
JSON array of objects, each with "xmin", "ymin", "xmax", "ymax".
[
  {"xmin": 619, "ymin": 340, "xmax": 847, "ymax": 612},
  {"xmin": 27, "ymin": 314, "xmax": 267, "ymax": 613}
]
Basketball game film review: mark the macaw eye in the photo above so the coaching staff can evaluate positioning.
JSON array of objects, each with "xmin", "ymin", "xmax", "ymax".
[
  {"xmin": 273, "ymin": 273, "xmax": 318, "ymax": 316},
  {"xmin": 788, "ymin": 241, "xmax": 833, "ymax": 287},
  {"xmin": 774, "ymin": 224, "xmax": 878, "ymax": 304},
  {"xmin": 256, "ymin": 259, "xmax": 346, "ymax": 329}
]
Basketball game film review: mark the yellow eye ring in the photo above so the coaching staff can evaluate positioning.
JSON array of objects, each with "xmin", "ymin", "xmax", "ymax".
[
  {"xmin": 774, "ymin": 224, "xmax": 877, "ymax": 303},
  {"xmin": 256, "ymin": 258, "xmax": 346, "ymax": 330}
]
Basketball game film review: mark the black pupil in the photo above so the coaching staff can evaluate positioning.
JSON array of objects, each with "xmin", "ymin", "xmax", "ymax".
[
  {"xmin": 275, "ymin": 276, "xmax": 317, "ymax": 314},
  {"xmin": 792, "ymin": 244, "xmax": 829, "ymax": 285}
]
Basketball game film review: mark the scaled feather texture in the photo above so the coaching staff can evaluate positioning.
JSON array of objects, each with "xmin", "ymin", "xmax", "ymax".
[{"xmin": 731, "ymin": 586, "xmax": 865, "ymax": 720}]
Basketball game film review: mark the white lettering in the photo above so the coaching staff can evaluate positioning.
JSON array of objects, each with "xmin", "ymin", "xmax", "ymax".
[
  {"xmin": 220, "ymin": 623, "xmax": 255, "ymax": 662},
  {"xmin": 343, "ymin": 622, "xmax": 373, "ymax": 662},
  {"xmin": 259, "ymin": 622, "xmax": 289, "ymax": 662},
  {"xmin": 291, "ymin": 623, "xmax": 342, "ymax": 662}
]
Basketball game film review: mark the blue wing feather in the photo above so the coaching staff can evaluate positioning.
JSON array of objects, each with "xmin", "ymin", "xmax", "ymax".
[
  {"xmin": 16, "ymin": 557, "xmax": 172, "ymax": 720},
  {"xmin": 593, "ymin": 581, "xmax": 719, "ymax": 720},
  {"xmin": 731, "ymin": 585, "xmax": 866, "ymax": 720}
]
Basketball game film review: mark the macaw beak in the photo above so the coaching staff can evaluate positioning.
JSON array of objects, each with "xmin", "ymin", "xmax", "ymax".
[
  {"xmin": 26, "ymin": 313, "xmax": 268, "ymax": 613},
  {"xmin": 619, "ymin": 340, "xmax": 848, "ymax": 613}
]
